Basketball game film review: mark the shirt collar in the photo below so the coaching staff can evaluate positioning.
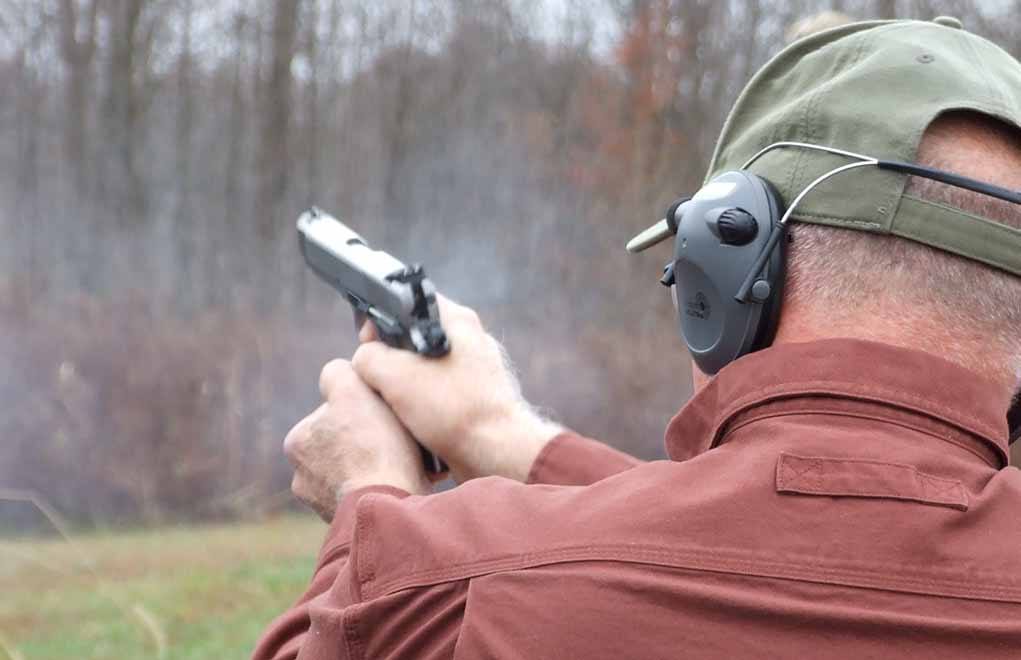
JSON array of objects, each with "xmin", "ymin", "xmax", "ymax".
[{"xmin": 664, "ymin": 338, "xmax": 1011, "ymax": 468}]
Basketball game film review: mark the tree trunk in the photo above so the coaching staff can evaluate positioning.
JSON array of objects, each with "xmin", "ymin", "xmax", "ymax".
[
  {"xmin": 175, "ymin": 0, "xmax": 197, "ymax": 308},
  {"xmin": 876, "ymin": 0, "xmax": 897, "ymax": 19},
  {"xmin": 303, "ymin": 0, "xmax": 322, "ymax": 208},
  {"xmin": 257, "ymin": 0, "xmax": 302, "ymax": 239},
  {"xmin": 381, "ymin": 0, "xmax": 418, "ymax": 246},
  {"xmin": 104, "ymin": 0, "xmax": 147, "ymax": 225},
  {"xmin": 58, "ymin": 0, "xmax": 99, "ymax": 197}
]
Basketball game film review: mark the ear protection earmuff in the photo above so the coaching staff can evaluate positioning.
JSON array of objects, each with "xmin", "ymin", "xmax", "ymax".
[
  {"xmin": 656, "ymin": 171, "xmax": 786, "ymax": 375},
  {"xmin": 627, "ymin": 141, "xmax": 1021, "ymax": 383}
]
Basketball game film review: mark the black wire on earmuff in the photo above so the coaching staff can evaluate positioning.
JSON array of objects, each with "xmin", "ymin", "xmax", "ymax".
[{"xmin": 732, "ymin": 142, "xmax": 1021, "ymax": 304}]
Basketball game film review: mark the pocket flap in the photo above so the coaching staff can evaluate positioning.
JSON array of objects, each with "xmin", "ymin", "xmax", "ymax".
[{"xmin": 775, "ymin": 453, "xmax": 968, "ymax": 511}]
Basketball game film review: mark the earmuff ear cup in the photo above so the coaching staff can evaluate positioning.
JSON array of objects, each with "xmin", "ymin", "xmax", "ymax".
[
  {"xmin": 1008, "ymin": 394, "xmax": 1021, "ymax": 444},
  {"xmin": 672, "ymin": 171, "xmax": 786, "ymax": 375}
]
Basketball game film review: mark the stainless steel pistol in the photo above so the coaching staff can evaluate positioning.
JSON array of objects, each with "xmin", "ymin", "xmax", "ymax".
[{"xmin": 297, "ymin": 208, "xmax": 450, "ymax": 473}]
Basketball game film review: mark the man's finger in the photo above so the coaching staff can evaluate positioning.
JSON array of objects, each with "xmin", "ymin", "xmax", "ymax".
[
  {"xmin": 290, "ymin": 472, "xmax": 306, "ymax": 501},
  {"xmin": 359, "ymin": 320, "xmax": 378, "ymax": 343},
  {"xmin": 351, "ymin": 340, "xmax": 415, "ymax": 397},
  {"xmin": 435, "ymin": 294, "xmax": 481, "ymax": 328},
  {"xmin": 319, "ymin": 359, "xmax": 355, "ymax": 401}
]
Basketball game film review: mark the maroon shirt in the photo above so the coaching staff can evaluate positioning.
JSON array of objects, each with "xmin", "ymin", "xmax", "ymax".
[{"xmin": 253, "ymin": 339, "xmax": 1021, "ymax": 659}]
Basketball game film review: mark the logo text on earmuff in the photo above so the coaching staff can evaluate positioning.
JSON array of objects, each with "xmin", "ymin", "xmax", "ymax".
[{"xmin": 686, "ymin": 292, "xmax": 711, "ymax": 320}]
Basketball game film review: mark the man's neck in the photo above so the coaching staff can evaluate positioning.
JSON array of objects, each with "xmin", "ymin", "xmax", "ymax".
[
  {"xmin": 771, "ymin": 310, "xmax": 1018, "ymax": 410},
  {"xmin": 691, "ymin": 311, "xmax": 1017, "ymax": 413}
]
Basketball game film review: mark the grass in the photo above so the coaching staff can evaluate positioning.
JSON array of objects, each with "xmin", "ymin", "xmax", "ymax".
[{"xmin": 0, "ymin": 515, "xmax": 328, "ymax": 659}]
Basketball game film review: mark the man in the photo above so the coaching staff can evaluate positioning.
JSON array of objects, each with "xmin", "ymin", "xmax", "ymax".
[{"xmin": 254, "ymin": 18, "xmax": 1021, "ymax": 659}]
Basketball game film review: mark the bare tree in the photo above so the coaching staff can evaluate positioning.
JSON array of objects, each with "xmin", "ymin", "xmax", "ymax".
[
  {"xmin": 102, "ymin": 0, "xmax": 148, "ymax": 223},
  {"xmin": 257, "ymin": 0, "xmax": 302, "ymax": 238},
  {"xmin": 58, "ymin": 0, "xmax": 100, "ymax": 196},
  {"xmin": 2, "ymin": 0, "xmax": 1018, "ymax": 526}
]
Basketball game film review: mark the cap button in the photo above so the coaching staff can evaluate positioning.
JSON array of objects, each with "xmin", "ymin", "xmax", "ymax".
[{"xmin": 932, "ymin": 16, "xmax": 963, "ymax": 29}]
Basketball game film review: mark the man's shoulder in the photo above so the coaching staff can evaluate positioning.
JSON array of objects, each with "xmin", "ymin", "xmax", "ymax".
[
  {"xmin": 349, "ymin": 446, "xmax": 1021, "ymax": 606},
  {"xmin": 347, "ymin": 453, "xmax": 763, "ymax": 601}
]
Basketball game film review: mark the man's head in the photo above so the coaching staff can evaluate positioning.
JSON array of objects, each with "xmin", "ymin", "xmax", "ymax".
[
  {"xmin": 689, "ymin": 19, "xmax": 1021, "ymax": 411},
  {"xmin": 778, "ymin": 112, "xmax": 1021, "ymax": 403}
]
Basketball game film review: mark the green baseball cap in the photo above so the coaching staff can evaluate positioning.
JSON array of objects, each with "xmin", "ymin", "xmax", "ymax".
[{"xmin": 706, "ymin": 17, "xmax": 1021, "ymax": 277}]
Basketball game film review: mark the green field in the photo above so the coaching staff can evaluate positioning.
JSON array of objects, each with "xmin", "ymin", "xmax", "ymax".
[{"xmin": 0, "ymin": 516, "xmax": 327, "ymax": 659}]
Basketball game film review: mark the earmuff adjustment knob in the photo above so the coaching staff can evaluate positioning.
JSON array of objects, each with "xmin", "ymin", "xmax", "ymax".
[
  {"xmin": 713, "ymin": 208, "xmax": 759, "ymax": 246},
  {"xmin": 750, "ymin": 279, "xmax": 772, "ymax": 303}
]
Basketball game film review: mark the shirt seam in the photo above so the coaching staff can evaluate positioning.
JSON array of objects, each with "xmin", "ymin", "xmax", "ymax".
[
  {"xmin": 712, "ymin": 381, "xmax": 1004, "ymax": 462},
  {"xmin": 360, "ymin": 543, "xmax": 1021, "ymax": 604},
  {"xmin": 342, "ymin": 604, "xmax": 366, "ymax": 660},
  {"xmin": 721, "ymin": 381, "xmax": 999, "ymax": 438},
  {"xmin": 318, "ymin": 541, "xmax": 352, "ymax": 568},
  {"xmin": 723, "ymin": 407, "xmax": 998, "ymax": 467},
  {"xmin": 526, "ymin": 433, "xmax": 567, "ymax": 484}
]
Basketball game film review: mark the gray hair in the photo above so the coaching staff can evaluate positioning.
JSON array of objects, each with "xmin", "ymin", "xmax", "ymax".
[{"xmin": 784, "ymin": 112, "xmax": 1021, "ymax": 387}]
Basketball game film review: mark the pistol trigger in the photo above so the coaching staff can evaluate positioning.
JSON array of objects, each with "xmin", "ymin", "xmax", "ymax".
[
  {"xmin": 374, "ymin": 318, "xmax": 405, "ymax": 348},
  {"xmin": 360, "ymin": 306, "xmax": 403, "ymax": 348}
]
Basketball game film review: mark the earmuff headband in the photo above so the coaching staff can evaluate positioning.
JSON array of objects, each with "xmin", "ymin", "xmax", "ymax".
[{"xmin": 731, "ymin": 142, "xmax": 1021, "ymax": 303}]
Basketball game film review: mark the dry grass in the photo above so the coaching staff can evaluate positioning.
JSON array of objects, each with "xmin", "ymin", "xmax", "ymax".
[{"xmin": 0, "ymin": 515, "xmax": 326, "ymax": 659}]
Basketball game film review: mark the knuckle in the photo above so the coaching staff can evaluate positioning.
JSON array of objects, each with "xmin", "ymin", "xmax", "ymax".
[
  {"xmin": 351, "ymin": 344, "xmax": 388, "ymax": 386},
  {"xmin": 350, "ymin": 345, "xmax": 370, "ymax": 370},
  {"xmin": 283, "ymin": 427, "xmax": 300, "ymax": 457},
  {"xmin": 283, "ymin": 410, "xmax": 318, "ymax": 459},
  {"xmin": 449, "ymin": 311, "xmax": 483, "ymax": 338},
  {"xmin": 442, "ymin": 297, "xmax": 480, "ymax": 326},
  {"xmin": 319, "ymin": 358, "xmax": 353, "ymax": 394},
  {"xmin": 459, "ymin": 306, "xmax": 482, "ymax": 326}
]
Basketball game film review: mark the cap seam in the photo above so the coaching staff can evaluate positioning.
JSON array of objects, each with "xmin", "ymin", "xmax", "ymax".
[
  {"xmin": 956, "ymin": 27, "xmax": 1006, "ymax": 110},
  {"xmin": 899, "ymin": 195, "xmax": 1021, "ymax": 240},
  {"xmin": 790, "ymin": 29, "xmax": 871, "ymax": 198},
  {"xmin": 892, "ymin": 198, "xmax": 1021, "ymax": 277},
  {"xmin": 789, "ymin": 211, "xmax": 884, "ymax": 231},
  {"xmin": 785, "ymin": 90, "xmax": 817, "ymax": 198}
]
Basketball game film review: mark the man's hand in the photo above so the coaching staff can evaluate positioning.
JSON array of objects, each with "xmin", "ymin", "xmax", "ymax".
[
  {"xmin": 352, "ymin": 296, "xmax": 561, "ymax": 483},
  {"xmin": 283, "ymin": 359, "xmax": 432, "ymax": 522}
]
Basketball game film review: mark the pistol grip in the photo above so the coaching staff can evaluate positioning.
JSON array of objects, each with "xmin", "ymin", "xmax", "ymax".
[{"xmin": 351, "ymin": 309, "xmax": 448, "ymax": 473}]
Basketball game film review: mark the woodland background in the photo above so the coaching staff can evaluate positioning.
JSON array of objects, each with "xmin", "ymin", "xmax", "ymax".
[{"xmin": 1, "ymin": 0, "xmax": 1019, "ymax": 529}]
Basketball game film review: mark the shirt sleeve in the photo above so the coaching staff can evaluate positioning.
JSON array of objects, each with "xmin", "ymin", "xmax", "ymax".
[
  {"xmin": 527, "ymin": 431, "xmax": 644, "ymax": 486},
  {"xmin": 250, "ymin": 485, "xmax": 411, "ymax": 660},
  {"xmin": 252, "ymin": 433, "xmax": 642, "ymax": 658}
]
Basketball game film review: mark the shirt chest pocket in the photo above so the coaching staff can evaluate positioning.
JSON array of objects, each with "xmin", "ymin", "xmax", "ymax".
[{"xmin": 775, "ymin": 453, "xmax": 969, "ymax": 512}]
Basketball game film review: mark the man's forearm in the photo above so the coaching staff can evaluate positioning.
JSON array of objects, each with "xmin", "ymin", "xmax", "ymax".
[
  {"xmin": 455, "ymin": 406, "xmax": 644, "ymax": 485},
  {"xmin": 450, "ymin": 406, "xmax": 562, "ymax": 482}
]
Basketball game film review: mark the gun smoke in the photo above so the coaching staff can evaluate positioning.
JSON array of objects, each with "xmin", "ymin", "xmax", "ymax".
[{"xmin": 1, "ymin": 0, "xmax": 1017, "ymax": 530}]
